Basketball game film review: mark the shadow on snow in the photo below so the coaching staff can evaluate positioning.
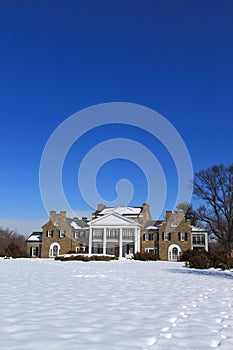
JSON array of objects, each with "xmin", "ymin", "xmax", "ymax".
[{"xmin": 167, "ymin": 266, "xmax": 233, "ymax": 280}]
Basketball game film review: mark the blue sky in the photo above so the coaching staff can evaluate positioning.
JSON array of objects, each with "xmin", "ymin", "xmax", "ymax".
[{"xmin": 0, "ymin": 0, "xmax": 233, "ymax": 234}]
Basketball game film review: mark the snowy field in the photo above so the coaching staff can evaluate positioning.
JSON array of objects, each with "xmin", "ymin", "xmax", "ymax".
[{"xmin": 0, "ymin": 259, "xmax": 233, "ymax": 350}]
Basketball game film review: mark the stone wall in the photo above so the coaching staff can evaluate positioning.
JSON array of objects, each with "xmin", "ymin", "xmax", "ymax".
[{"xmin": 158, "ymin": 211, "xmax": 191, "ymax": 260}]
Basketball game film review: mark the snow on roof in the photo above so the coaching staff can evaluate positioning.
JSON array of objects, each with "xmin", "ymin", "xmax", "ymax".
[
  {"xmin": 70, "ymin": 221, "xmax": 80, "ymax": 229},
  {"xmin": 145, "ymin": 225, "xmax": 159, "ymax": 230},
  {"xmin": 191, "ymin": 226, "xmax": 208, "ymax": 233},
  {"xmin": 144, "ymin": 220, "xmax": 163, "ymax": 230},
  {"xmin": 89, "ymin": 210, "xmax": 141, "ymax": 226},
  {"xmin": 99, "ymin": 206, "xmax": 142, "ymax": 216},
  {"xmin": 68, "ymin": 218, "xmax": 89, "ymax": 229},
  {"xmin": 27, "ymin": 232, "xmax": 42, "ymax": 242}
]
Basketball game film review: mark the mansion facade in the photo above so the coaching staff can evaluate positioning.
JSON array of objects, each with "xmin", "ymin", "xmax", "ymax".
[{"xmin": 26, "ymin": 203, "xmax": 208, "ymax": 261}]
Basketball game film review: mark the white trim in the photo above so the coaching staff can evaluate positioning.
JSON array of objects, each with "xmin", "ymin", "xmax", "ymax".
[
  {"xmin": 168, "ymin": 244, "xmax": 181, "ymax": 261},
  {"xmin": 31, "ymin": 247, "xmax": 37, "ymax": 257},
  {"xmin": 49, "ymin": 242, "xmax": 61, "ymax": 257},
  {"xmin": 89, "ymin": 211, "xmax": 141, "ymax": 226}
]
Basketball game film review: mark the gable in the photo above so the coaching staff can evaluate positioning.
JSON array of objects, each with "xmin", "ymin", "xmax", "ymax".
[{"xmin": 90, "ymin": 212, "xmax": 140, "ymax": 227}]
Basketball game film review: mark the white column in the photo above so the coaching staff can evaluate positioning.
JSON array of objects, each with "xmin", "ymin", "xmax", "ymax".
[
  {"xmin": 103, "ymin": 228, "xmax": 106, "ymax": 255},
  {"xmin": 205, "ymin": 232, "xmax": 208, "ymax": 251},
  {"xmin": 138, "ymin": 228, "xmax": 141, "ymax": 252},
  {"xmin": 119, "ymin": 227, "xmax": 122, "ymax": 258},
  {"xmin": 134, "ymin": 228, "xmax": 138, "ymax": 253},
  {"xmin": 134, "ymin": 228, "xmax": 140, "ymax": 253},
  {"xmin": 88, "ymin": 227, "xmax": 92, "ymax": 254}
]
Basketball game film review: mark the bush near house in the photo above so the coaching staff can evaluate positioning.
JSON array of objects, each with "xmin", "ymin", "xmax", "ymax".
[
  {"xmin": 180, "ymin": 249, "xmax": 233, "ymax": 270},
  {"xmin": 133, "ymin": 252, "xmax": 160, "ymax": 261},
  {"xmin": 55, "ymin": 254, "xmax": 117, "ymax": 262}
]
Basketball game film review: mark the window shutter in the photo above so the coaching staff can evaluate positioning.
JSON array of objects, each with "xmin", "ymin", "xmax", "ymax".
[
  {"xmin": 178, "ymin": 232, "xmax": 181, "ymax": 241},
  {"xmin": 157, "ymin": 233, "xmax": 159, "ymax": 241},
  {"xmin": 36, "ymin": 247, "xmax": 38, "ymax": 256},
  {"xmin": 162, "ymin": 232, "xmax": 164, "ymax": 240},
  {"xmin": 46, "ymin": 230, "xmax": 48, "ymax": 237},
  {"xmin": 185, "ymin": 232, "xmax": 188, "ymax": 241},
  {"xmin": 169, "ymin": 232, "xmax": 171, "ymax": 241}
]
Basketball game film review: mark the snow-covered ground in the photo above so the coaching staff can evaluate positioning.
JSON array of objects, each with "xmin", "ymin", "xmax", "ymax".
[{"xmin": 0, "ymin": 259, "xmax": 233, "ymax": 350}]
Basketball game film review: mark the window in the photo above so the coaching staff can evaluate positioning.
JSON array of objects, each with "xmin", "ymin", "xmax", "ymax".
[
  {"xmin": 168, "ymin": 244, "xmax": 181, "ymax": 261},
  {"xmin": 75, "ymin": 231, "xmax": 87, "ymax": 239},
  {"xmin": 49, "ymin": 243, "xmax": 60, "ymax": 257},
  {"xmin": 163, "ymin": 232, "xmax": 171, "ymax": 241},
  {"xmin": 76, "ymin": 244, "xmax": 85, "ymax": 253},
  {"xmin": 143, "ymin": 233, "xmax": 155, "ymax": 241},
  {"xmin": 52, "ymin": 245, "xmax": 59, "ymax": 256},
  {"xmin": 107, "ymin": 228, "xmax": 120, "ymax": 239},
  {"xmin": 122, "ymin": 228, "xmax": 134, "ymax": 239},
  {"xmin": 145, "ymin": 248, "xmax": 155, "ymax": 253},
  {"xmin": 59, "ymin": 230, "xmax": 66, "ymax": 237},
  {"xmin": 47, "ymin": 230, "xmax": 53, "ymax": 237},
  {"xmin": 172, "ymin": 247, "xmax": 178, "ymax": 260},
  {"xmin": 179, "ymin": 232, "xmax": 188, "ymax": 241},
  {"xmin": 93, "ymin": 229, "xmax": 104, "ymax": 239},
  {"xmin": 192, "ymin": 234, "xmax": 205, "ymax": 246},
  {"xmin": 31, "ymin": 247, "xmax": 38, "ymax": 257}
]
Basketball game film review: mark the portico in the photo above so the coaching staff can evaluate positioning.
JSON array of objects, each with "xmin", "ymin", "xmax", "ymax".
[{"xmin": 88, "ymin": 211, "xmax": 141, "ymax": 258}]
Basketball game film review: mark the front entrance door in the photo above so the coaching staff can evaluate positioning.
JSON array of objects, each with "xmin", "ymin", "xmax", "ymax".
[{"xmin": 115, "ymin": 246, "xmax": 119, "ymax": 257}]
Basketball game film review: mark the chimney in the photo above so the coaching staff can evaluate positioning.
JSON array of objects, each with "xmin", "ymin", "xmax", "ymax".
[
  {"xmin": 166, "ymin": 210, "xmax": 172, "ymax": 221},
  {"xmin": 97, "ymin": 203, "xmax": 106, "ymax": 212},
  {"xmin": 142, "ymin": 203, "xmax": 152, "ymax": 220},
  {"xmin": 50, "ymin": 211, "xmax": 56, "ymax": 222},
  {"xmin": 60, "ymin": 211, "xmax": 66, "ymax": 220}
]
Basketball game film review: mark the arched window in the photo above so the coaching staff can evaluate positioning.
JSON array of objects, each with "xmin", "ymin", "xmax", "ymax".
[
  {"xmin": 52, "ymin": 245, "xmax": 59, "ymax": 256},
  {"xmin": 49, "ymin": 243, "xmax": 60, "ymax": 257},
  {"xmin": 172, "ymin": 247, "xmax": 178, "ymax": 260},
  {"xmin": 168, "ymin": 244, "xmax": 181, "ymax": 261}
]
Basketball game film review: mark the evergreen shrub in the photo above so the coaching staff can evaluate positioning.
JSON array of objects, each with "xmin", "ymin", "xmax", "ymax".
[{"xmin": 133, "ymin": 252, "xmax": 160, "ymax": 261}]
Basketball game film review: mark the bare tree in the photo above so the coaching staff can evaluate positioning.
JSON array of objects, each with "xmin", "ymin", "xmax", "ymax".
[
  {"xmin": 175, "ymin": 202, "xmax": 197, "ymax": 226},
  {"xmin": 193, "ymin": 164, "xmax": 233, "ymax": 256},
  {"xmin": 0, "ymin": 227, "xmax": 27, "ymax": 257}
]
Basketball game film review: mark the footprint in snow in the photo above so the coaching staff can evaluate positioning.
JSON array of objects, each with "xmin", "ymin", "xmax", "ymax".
[
  {"xmin": 145, "ymin": 336, "xmax": 156, "ymax": 346},
  {"xmin": 170, "ymin": 317, "xmax": 177, "ymax": 324},
  {"xmin": 210, "ymin": 339, "xmax": 221, "ymax": 348},
  {"xmin": 215, "ymin": 317, "xmax": 223, "ymax": 324}
]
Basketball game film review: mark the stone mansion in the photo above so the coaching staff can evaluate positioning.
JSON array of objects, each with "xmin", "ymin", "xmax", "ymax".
[{"xmin": 26, "ymin": 203, "xmax": 208, "ymax": 261}]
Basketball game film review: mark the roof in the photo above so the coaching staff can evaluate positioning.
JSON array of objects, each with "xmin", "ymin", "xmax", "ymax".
[
  {"xmin": 97, "ymin": 206, "xmax": 142, "ymax": 216},
  {"xmin": 26, "ymin": 232, "xmax": 42, "ymax": 243},
  {"xmin": 191, "ymin": 226, "xmax": 208, "ymax": 233},
  {"xmin": 89, "ymin": 211, "xmax": 142, "ymax": 227},
  {"xmin": 66, "ymin": 218, "xmax": 89, "ymax": 229},
  {"xmin": 144, "ymin": 220, "xmax": 163, "ymax": 230}
]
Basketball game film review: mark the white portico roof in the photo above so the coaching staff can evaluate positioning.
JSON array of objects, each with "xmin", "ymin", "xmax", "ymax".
[
  {"xmin": 89, "ymin": 211, "xmax": 141, "ymax": 227},
  {"xmin": 98, "ymin": 206, "xmax": 142, "ymax": 216}
]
